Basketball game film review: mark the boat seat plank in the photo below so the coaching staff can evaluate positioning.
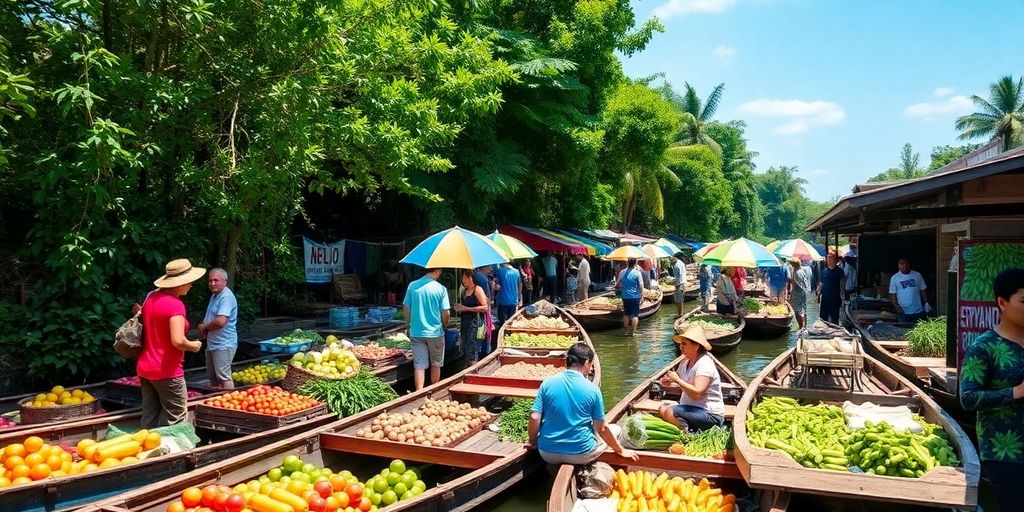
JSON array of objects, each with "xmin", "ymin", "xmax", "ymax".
[
  {"xmin": 457, "ymin": 429, "xmax": 524, "ymax": 456},
  {"xmin": 449, "ymin": 383, "xmax": 540, "ymax": 399},
  {"xmin": 319, "ymin": 433, "xmax": 502, "ymax": 469},
  {"xmin": 760, "ymin": 385, "xmax": 921, "ymax": 409},
  {"xmin": 631, "ymin": 398, "xmax": 736, "ymax": 421}
]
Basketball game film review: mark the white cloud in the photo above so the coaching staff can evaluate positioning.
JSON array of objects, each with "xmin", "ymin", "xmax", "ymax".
[
  {"xmin": 712, "ymin": 45, "xmax": 737, "ymax": 60},
  {"xmin": 736, "ymin": 98, "xmax": 846, "ymax": 136},
  {"xmin": 654, "ymin": 0, "xmax": 737, "ymax": 19},
  {"xmin": 903, "ymin": 95, "xmax": 973, "ymax": 118},
  {"xmin": 772, "ymin": 121, "xmax": 808, "ymax": 135},
  {"xmin": 933, "ymin": 86, "xmax": 954, "ymax": 97},
  {"xmin": 806, "ymin": 168, "xmax": 828, "ymax": 176}
]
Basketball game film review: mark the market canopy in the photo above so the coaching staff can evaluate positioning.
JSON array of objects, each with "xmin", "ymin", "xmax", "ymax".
[
  {"xmin": 537, "ymin": 228, "xmax": 602, "ymax": 256},
  {"xmin": 664, "ymin": 234, "xmax": 705, "ymax": 250},
  {"xmin": 654, "ymin": 238, "xmax": 681, "ymax": 255},
  {"xmin": 553, "ymin": 229, "xmax": 613, "ymax": 255},
  {"xmin": 498, "ymin": 225, "xmax": 588, "ymax": 255}
]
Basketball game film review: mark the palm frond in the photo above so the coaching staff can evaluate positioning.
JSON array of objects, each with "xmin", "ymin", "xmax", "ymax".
[
  {"xmin": 970, "ymin": 94, "xmax": 1006, "ymax": 118},
  {"xmin": 471, "ymin": 140, "xmax": 530, "ymax": 194},
  {"xmin": 990, "ymin": 75, "xmax": 1024, "ymax": 113},
  {"xmin": 700, "ymin": 83, "xmax": 725, "ymax": 122},
  {"xmin": 513, "ymin": 57, "xmax": 579, "ymax": 77},
  {"xmin": 682, "ymin": 83, "xmax": 701, "ymax": 117}
]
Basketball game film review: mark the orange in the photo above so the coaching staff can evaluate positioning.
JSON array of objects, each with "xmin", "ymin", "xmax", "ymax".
[
  {"xmin": 23, "ymin": 436, "xmax": 44, "ymax": 453},
  {"xmin": 4, "ymin": 444, "xmax": 26, "ymax": 459},
  {"xmin": 83, "ymin": 463, "xmax": 99, "ymax": 473},
  {"xmin": 24, "ymin": 452, "xmax": 44, "ymax": 467},
  {"xmin": 4, "ymin": 455, "xmax": 25, "ymax": 471},
  {"xmin": 29, "ymin": 463, "xmax": 50, "ymax": 480},
  {"xmin": 0, "ymin": 476, "xmax": 10, "ymax": 487},
  {"xmin": 11, "ymin": 476, "xmax": 31, "ymax": 486},
  {"xmin": 167, "ymin": 502, "xmax": 186, "ymax": 512},
  {"xmin": 76, "ymin": 438, "xmax": 96, "ymax": 454},
  {"xmin": 60, "ymin": 451, "xmax": 73, "ymax": 463},
  {"xmin": 181, "ymin": 487, "xmax": 204, "ymax": 508},
  {"xmin": 11, "ymin": 464, "xmax": 30, "ymax": 479},
  {"xmin": 46, "ymin": 454, "xmax": 63, "ymax": 470}
]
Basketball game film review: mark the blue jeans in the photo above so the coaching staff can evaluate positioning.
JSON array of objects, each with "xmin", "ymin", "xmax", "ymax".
[
  {"xmin": 497, "ymin": 304, "xmax": 517, "ymax": 326},
  {"xmin": 819, "ymin": 298, "xmax": 841, "ymax": 324},
  {"xmin": 461, "ymin": 319, "xmax": 481, "ymax": 362},
  {"xmin": 671, "ymin": 404, "xmax": 725, "ymax": 432},
  {"xmin": 899, "ymin": 312, "xmax": 926, "ymax": 324}
]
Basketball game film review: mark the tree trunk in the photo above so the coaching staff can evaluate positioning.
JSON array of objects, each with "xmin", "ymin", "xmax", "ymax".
[{"xmin": 224, "ymin": 221, "xmax": 243, "ymax": 280}]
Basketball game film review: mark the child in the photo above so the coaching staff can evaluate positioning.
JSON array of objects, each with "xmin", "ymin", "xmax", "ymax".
[{"xmin": 565, "ymin": 267, "xmax": 579, "ymax": 304}]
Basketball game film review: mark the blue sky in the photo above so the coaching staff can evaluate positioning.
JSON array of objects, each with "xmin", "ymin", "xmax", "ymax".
[{"xmin": 622, "ymin": 0, "xmax": 1024, "ymax": 201}]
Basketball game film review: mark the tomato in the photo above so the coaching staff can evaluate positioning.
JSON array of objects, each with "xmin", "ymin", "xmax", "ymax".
[
  {"xmin": 224, "ymin": 493, "xmax": 246, "ymax": 512},
  {"xmin": 313, "ymin": 481, "xmax": 333, "ymax": 499},
  {"xmin": 309, "ymin": 497, "xmax": 328, "ymax": 512},
  {"xmin": 214, "ymin": 492, "xmax": 230, "ymax": 510},
  {"xmin": 325, "ymin": 496, "xmax": 341, "ymax": 512},
  {"xmin": 333, "ymin": 491, "xmax": 350, "ymax": 508},
  {"xmin": 357, "ymin": 497, "xmax": 371, "ymax": 512},
  {"xmin": 167, "ymin": 502, "xmax": 186, "ymax": 512},
  {"xmin": 345, "ymin": 483, "xmax": 362, "ymax": 503},
  {"xmin": 181, "ymin": 487, "xmax": 203, "ymax": 508},
  {"xmin": 201, "ymin": 485, "xmax": 220, "ymax": 507}
]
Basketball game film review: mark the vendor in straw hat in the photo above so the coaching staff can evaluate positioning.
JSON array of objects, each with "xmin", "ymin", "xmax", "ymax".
[
  {"xmin": 137, "ymin": 259, "xmax": 205, "ymax": 428},
  {"xmin": 657, "ymin": 326, "xmax": 726, "ymax": 432}
]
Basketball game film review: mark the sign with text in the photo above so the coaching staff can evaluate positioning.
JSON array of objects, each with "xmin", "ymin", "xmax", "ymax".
[
  {"xmin": 303, "ymin": 237, "xmax": 345, "ymax": 283},
  {"xmin": 957, "ymin": 238, "xmax": 1024, "ymax": 368}
]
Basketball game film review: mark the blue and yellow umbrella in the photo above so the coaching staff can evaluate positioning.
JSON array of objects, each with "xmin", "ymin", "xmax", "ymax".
[
  {"xmin": 401, "ymin": 226, "xmax": 509, "ymax": 269},
  {"xmin": 487, "ymin": 231, "xmax": 538, "ymax": 260},
  {"xmin": 698, "ymin": 237, "xmax": 781, "ymax": 268}
]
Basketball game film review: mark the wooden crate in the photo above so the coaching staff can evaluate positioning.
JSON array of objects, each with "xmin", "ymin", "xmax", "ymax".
[
  {"xmin": 194, "ymin": 403, "xmax": 329, "ymax": 435},
  {"xmin": 795, "ymin": 336, "xmax": 864, "ymax": 370}
]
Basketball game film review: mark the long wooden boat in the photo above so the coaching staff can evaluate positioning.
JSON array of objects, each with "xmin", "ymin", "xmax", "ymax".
[
  {"xmin": 741, "ymin": 300, "xmax": 794, "ymax": 340},
  {"xmin": 842, "ymin": 301, "xmax": 969, "ymax": 426},
  {"xmin": 566, "ymin": 295, "xmax": 661, "ymax": 331},
  {"xmin": 84, "ymin": 304, "xmax": 598, "ymax": 512},
  {"xmin": 674, "ymin": 309, "xmax": 744, "ymax": 356},
  {"xmin": 732, "ymin": 338, "xmax": 980, "ymax": 508},
  {"xmin": 683, "ymin": 280, "xmax": 700, "ymax": 301},
  {"xmin": 0, "ymin": 406, "xmax": 338, "ymax": 512}
]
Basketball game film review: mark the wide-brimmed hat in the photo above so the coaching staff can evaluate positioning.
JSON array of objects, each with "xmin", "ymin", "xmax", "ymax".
[
  {"xmin": 673, "ymin": 325, "xmax": 711, "ymax": 351},
  {"xmin": 153, "ymin": 259, "xmax": 207, "ymax": 288}
]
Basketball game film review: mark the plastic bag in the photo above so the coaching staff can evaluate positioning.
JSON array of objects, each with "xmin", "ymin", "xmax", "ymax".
[
  {"xmin": 842, "ymin": 401, "xmax": 923, "ymax": 433},
  {"xmin": 572, "ymin": 498, "xmax": 617, "ymax": 512},
  {"xmin": 106, "ymin": 422, "xmax": 201, "ymax": 450},
  {"xmin": 576, "ymin": 462, "xmax": 616, "ymax": 500}
]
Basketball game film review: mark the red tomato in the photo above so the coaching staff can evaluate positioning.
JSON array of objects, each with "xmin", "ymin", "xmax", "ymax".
[
  {"xmin": 200, "ymin": 486, "xmax": 220, "ymax": 507},
  {"xmin": 181, "ymin": 487, "xmax": 203, "ymax": 508},
  {"xmin": 357, "ymin": 497, "xmax": 371, "ymax": 512},
  {"xmin": 224, "ymin": 493, "xmax": 246, "ymax": 512},
  {"xmin": 314, "ymin": 481, "xmax": 333, "ymax": 499},
  {"xmin": 345, "ymin": 483, "xmax": 362, "ymax": 503},
  {"xmin": 333, "ymin": 491, "xmax": 350, "ymax": 508},
  {"xmin": 214, "ymin": 492, "xmax": 230, "ymax": 510},
  {"xmin": 309, "ymin": 497, "xmax": 328, "ymax": 512}
]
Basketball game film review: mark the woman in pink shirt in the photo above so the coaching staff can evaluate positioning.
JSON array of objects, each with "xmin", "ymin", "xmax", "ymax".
[{"xmin": 137, "ymin": 259, "xmax": 205, "ymax": 427}]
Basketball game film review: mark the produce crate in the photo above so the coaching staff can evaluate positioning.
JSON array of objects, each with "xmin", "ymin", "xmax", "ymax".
[
  {"xmin": 795, "ymin": 336, "xmax": 864, "ymax": 369},
  {"xmin": 354, "ymin": 352, "xmax": 409, "ymax": 368},
  {"xmin": 259, "ymin": 338, "xmax": 312, "ymax": 354},
  {"xmin": 103, "ymin": 379, "xmax": 216, "ymax": 407},
  {"xmin": 193, "ymin": 402, "xmax": 328, "ymax": 435},
  {"xmin": 18, "ymin": 398, "xmax": 97, "ymax": 425}
]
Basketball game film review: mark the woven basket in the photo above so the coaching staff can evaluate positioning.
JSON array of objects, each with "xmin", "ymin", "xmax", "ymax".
[
  {"xmin": 282, "ymin": 363, "xmax": 359, "ymax": 392},
  {"xmin": 19, "ymin": 397, "xmax": 97, "ymax": 425}
]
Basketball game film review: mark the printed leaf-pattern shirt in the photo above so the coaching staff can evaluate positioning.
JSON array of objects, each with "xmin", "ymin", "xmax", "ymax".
[{"xmin": 960, "ymin": 330, "xmax": 1024, "ymax": 463}]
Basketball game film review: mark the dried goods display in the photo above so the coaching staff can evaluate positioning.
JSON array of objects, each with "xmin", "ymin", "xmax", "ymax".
[
  {"xmin": 348, "ymin": 343, "xmax": 405, "ymax": 361},
  {"xmin": 508, "ymin": 315, "xmax": 572, "ymax": 330},
  {"xmin": 502, "ymin": 333, "xmax": 577, "ymax": 348},
  {"xmin": 493, "ymin": 361, "xmax": 562, "ymax": 379},
  {"xmin": 355, "ymin": 398, "xmax": 493, "ymax": 447},
  {"xmin": 202, "ymin": 385, "xmax": 321, "ymax": 417}
]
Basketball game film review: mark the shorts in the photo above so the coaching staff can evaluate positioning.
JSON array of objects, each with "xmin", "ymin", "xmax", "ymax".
[
  {"xmin": 768, "ymin": 285, "xmax": 785, "ymax": 299},
  {"xmin": 790, "ymin": 293, "xmax": 807, "ymax": 316},
  {"xmin": 673, "ymin": 290, "xmax": 685, "ymax": 303},
  {"xmin": 716, "ymin": 302, "xmax": 735, "ymax": 315},
  {"xmin": 538, "ymin": 424, "xmax": 622, "ymax": 466},
  {"xmin": 622, "ymin": 298, "xmax": 641, "ymax": 318},
  {"xmin": 411, "ymin": 336, "xmax": 445, "ymax": 369},
  {"xmin": 205, "ymin": 346, "xmax": 237, "ymax": 388},
  {"xmin": 671, "ymin": 404, "xmax": 725, "ymax": 432}
]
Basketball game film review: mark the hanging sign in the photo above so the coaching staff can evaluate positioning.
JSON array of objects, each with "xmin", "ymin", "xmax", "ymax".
[
  {"xmin": 956, "ymin": 238, "xmax": 1024, "ymax": 368},
  {"xmin": 303, "ymin": 237, "xmax": 346, "ymax": 283}
]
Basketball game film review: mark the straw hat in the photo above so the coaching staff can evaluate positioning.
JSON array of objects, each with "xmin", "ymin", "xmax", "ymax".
[
  {"xmin": 153, "ymin": 259, "xmax": 207, "ymax": 288},
  {"xmin": 673, "ymin": 325, "xmax": 711, "ymax": 351}
]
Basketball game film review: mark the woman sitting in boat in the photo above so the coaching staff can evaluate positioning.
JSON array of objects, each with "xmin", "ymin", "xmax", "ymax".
[
  {"xmin": 529, "ymin": 342, "xmax": 638, "ymax": 465},
  {"xmin": 658, "ymin": 326, "xmax": 726, "ymax": 432}
]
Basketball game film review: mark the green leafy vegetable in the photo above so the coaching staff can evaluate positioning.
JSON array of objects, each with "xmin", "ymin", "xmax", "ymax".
[
  {"xmin": 740, "ymin": 298, "xmax": 762, "ymax": 313},
  {"xmin": 277, "ymin": 328, "xmax": 324, "ymax": 345},
  {"xmin": 906, "ymin": 317, "xmax": 946, "ymax": 357},
  {"xmin": 498, "ymin": 400, "xmax": 532, "ymax": 442},
  {"xmin": 297, "ymin": 370, "xmax": 397, "ymax": 417}
]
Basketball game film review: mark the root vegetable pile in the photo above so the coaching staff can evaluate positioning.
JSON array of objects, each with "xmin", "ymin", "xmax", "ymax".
[
  {"xmin": 508, "ymin": 316, "xmax": 571, "ymax": 330},
  {"xmin": 502, "ymin": 333, "xmax": 577, "ymax": 348},
  {"xmin": 493, "ymin": 361, "xmax": 562, "ymax": 379},
  {"xmin": 356, "ymin": 399, "xmax": 493, "ymax": 447},
  {"xmin": 348, "ymin": 343, "xmax": 404, "ymax": 361}
]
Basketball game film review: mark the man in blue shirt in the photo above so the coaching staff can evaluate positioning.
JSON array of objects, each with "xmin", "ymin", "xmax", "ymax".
[
  {"xmin": 816, "ymin": 253, "xmax": 844, "ymax": 324},
  {"xmin": 766, "ymin": 264, "xmax": 790, "ymax": 303},
  {"xmin": 199, "ymin": 268, "xmax": 238, "ymax": 390},
  {"xmin": 403, "ymin": 268, "xmax": 451, "ymax": 390},
  {"xmin": 528, "ymin": 343, "xmax": 637, "ymax": 465},
  {"xmin": 617, "ymin": 257, "xmax": 645, "ymax": 336},
  {"xmin": 494, "ymin": 262, "xmax": 522, "ymax": 328}
]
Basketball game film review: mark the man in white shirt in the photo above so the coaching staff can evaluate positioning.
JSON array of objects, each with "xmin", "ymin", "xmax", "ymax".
[
  {"xmin": 577, "ymin": 255, "xmax": 591, "ymax": 300},
  {"xmin": 888, "ymin": 256, "xmax": 928, "ymax": 324},
  {"xmin": 671, "ymin": 253, "xmax": 687, "ymax": 318}
]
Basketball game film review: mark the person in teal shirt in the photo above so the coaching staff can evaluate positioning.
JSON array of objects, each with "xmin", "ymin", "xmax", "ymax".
[
  {"xmin": 960, "ymin": 267, "xmax": 1024, "ymax": 512},
  {"xmin": 528, "ymin": 343, "xmax": 637, "ymax": 465},
  {"xmin": 402, "ymin": 268, "xmax": 450, "ymax": 390},
  {"xmin": 617, "ymin": 257, "xmax": 645, "ymax": 336}
]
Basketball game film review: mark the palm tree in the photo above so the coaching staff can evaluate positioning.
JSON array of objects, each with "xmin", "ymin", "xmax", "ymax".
[
  {"xmin": 955, "ymin": 75, "xmax": 1024, "ymax": 151},
  {"xmin": 621, "ymin": 164, "xmax": 682, "ymax": 231},
  {"xmin": 663, "ymin": 82, "xmax": 725, "ymax": 153}
]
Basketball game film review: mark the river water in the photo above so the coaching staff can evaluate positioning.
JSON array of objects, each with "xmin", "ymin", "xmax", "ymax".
[{"xmin": 485, "ymin": 300, "xmax": 814, "ymax": 511}]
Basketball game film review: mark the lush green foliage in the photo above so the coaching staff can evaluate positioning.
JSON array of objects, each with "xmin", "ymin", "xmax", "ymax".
[
  {"xmin": 868, "ymin": 143, "xmax": 927, "ymax": 183},
  {"xmin": 955, "ymin": 75, "xmax": 1024, "ymax": 150}
]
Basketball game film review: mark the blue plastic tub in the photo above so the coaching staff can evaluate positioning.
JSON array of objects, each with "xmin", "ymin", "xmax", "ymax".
[{"xmin": 258, "ymin": 339, "xmax": 311, "ymax": 354}]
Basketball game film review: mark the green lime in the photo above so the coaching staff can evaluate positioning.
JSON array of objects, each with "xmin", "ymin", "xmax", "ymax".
[
  {"xmin": 258, "ymin": 475, "xmax": 272, "ymax": 485},
  {"xmin": 282, "ymin": 455, "xmax": 303, "ymax": 473},
  {"xmin": 385, "ymin": 472, "xmax": 401, "ymax": 487},
  {"xmin": 302, "ymin": 463, "xmax": 318, "ymax": 475},
  {"xmin": 400, "ymin": 473, "xmax": 416, "ymax": 489},
  {"xmin": 267, "ymin": 468, "xmax": 283, "ymax": 482},
  {"xmin": 389, "ymin": 460, "xmax": 407, "ymax": 475},
  {"xmin": 291, "ymin": 471, "xmax": 310, "ymax": 483},
  {"xmin": 412, "ymin": 480, "xmax": 426, "ymax": 492},
  {"xmin": 393, "ymin": 482, "xmax": 408, "ymax": 496},
  {"xmin": 372, "ymin": 478, "xmax": 388, "ymax": 494},
  {"xmin": 381, "ymin": 490, "xmax": 398, "ymax": 506},
  {"xmin": 400, "ymin": 490, "xmax": 414, "ymax": 501},
  {"xmin": 380, "ymin": 468, "xmax": 390, "ymax": 477},
  {"xmin": 338, "ymin": 470, "xmax": 353, "ymax": 480},
  {"xmin": 368, "ymin": 491, "xmax": 382, "ymax": 506},
  {"xmin": 410, "ymin": 485, "xmax": 424, "ymax": 496}
]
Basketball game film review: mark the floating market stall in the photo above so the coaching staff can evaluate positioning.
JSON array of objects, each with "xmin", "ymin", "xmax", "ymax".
[
  {"xmin": 740, "ymin": 298, "xmax": 794, "ymax": 339},
  {"xmin": 675, "ymin": 308, "xmax": 744, "ymax": 355}
]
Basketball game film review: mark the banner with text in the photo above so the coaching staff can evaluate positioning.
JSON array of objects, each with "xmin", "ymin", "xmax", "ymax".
[
  {"xmin": 304, "ymin": 237, "xmax": 346, "ymax": 283},
  {"xmin": 957, "ymin": 238, "xmax": 1024, "ymax": 369}
]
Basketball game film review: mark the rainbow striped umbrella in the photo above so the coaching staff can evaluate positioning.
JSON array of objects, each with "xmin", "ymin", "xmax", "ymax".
[
  {"xmin": 694, "ymin": 241, "xmax": 726, "ymax": 259},
  {"xmin": 605, "ymin": 245, "xmax": 648, "ymax": 262},
  {"xmin": 773, "ymin": 239, "xmax": 824, "ymax": 262},
  {"xmin": 401, "ymin": 226, "xmax": 509, "ymax": 269},
  {"xmin": 699, "ymin": 238, "xmax": 781, "ymax": 268},
  {"xmin": 487, "ymin": 231, "xmax": 538, "ymax": 260},
  {"xmin": 641, "ymin": 244, "xmax": 673, "ymax": 260},
  {"xmin": 765, "ymin": 240, "xmax": 782, "ymax": 253}
]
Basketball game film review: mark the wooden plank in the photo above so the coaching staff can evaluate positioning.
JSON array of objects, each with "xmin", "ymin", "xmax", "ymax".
[
  {"xmin": 449, "ymin": 383, "xmax": 540, "ymax": 399},
  {"xmin": 759, "ymin": 386, "xmax": 921, "ymax": 408},
  {"xmin": 319, "ymin": 433, "xmax": 501, "ymax": 469},
  {"xmin": 598, "ymin": 452, "xmax": 743, "ymax": 480},
  {"xmin": 463, "ymin": 375, "xmax": 545, "ymax": 388}
]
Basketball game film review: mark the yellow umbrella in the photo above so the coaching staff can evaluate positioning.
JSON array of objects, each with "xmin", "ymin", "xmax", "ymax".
[
  {"xmin": 765, "ymin": 240, "xmax": 782, "ymax": 253},
  {"xmin": 604, "ymin": 245, "xmax": 647, "ymax": 262}
]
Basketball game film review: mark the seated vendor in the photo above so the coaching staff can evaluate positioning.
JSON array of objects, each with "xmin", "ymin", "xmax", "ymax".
[
  {"xmin": 529, "ymin": 342, "xmax": 638, "ymax": 465},
  {"xmin": 658, "ymin": 326, "xmax": 726, "ymax": 432}
]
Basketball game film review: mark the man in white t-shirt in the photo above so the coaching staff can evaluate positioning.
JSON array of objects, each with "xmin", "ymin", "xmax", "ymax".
[
  {"xmin": 889, "ymin": 256, "xmax": 928, "ymax": 324},
  {"xmin": 577, "ymin": 255, "xmax": 591, "ymax": 300}
]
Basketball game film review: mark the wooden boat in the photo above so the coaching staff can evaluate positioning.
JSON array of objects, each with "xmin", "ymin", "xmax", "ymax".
[
  {"xmin": 732, "ymin": 334, "xmax": 980, "ymax": 508},
  {"xmin": 741, "ymin": 299, "xmax": 794, "ymax": 339},
  {"xmin": 84, "ymin": 304, "xmax": 598, "ymax": 512},
  {"xmin": 567, "ymin": 295, "xmax": 661, "ymax": 331},
  {"xmin": 683, "ymin": 280, "xmax": 700, "ymax": 301},
  {"xmin": 674, "ymin": 309, "xmax": 744, "ymax": 356},
  {"xmin": 842, "ymin": 301, "xmax": 969, "ymax": 425},
  {"xmin": 660, "ymin": 284, "xmax": 676, "ymax": 304}
]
